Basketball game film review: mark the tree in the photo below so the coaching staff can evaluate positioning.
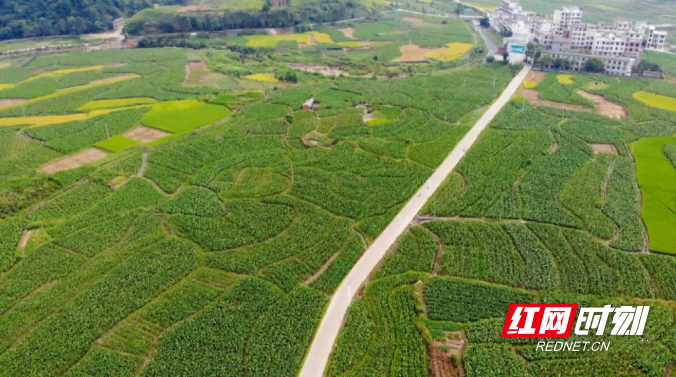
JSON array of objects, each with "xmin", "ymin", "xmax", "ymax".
[
  {"xmin": 539, "ymin": 55, "xmax": 553, "ymax": 68},
  {"xmin": 635, "ymin": 60, "xmax": 662, "ymax": 73},
  {"xmin": 480, "ymin": 17, "xmax": 490, "ymax": 28},
  {"xmin": 487, "ymin": 56, "xmax": 495, "ymax": 63},
  {"xmin": 585, "ymin": 58, "xmax": 605, "ymax": 73},
  {"xmin": 455, "ymin": 4, "xmax": 464, "ymax": 15},
  {"xmin": 262, "ymin": 0, "xmax": 273, "ymax": 12},
  {"xmin": 534, "ymin": 50, "xmax": 542, "ymax": 64},
  {"xmin": 503, "ymin": 51, "xmax": 509, "ymax": 65},
  {"xmin": 553, "ymin": 58, "xmax": 564, "ymax": 69}
]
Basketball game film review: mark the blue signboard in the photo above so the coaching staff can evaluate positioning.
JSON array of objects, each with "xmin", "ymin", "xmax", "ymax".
[{"xmin": 510, "ymin": 45, "xmax": 526, "ymax": 54}]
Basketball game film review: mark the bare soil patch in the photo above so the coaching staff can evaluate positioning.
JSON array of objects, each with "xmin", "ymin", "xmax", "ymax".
[
  {"xmin": 394, "ymin": 44, "xmax": 433, "ymax": 62},
  {"xmin": 288, "ymin": 64, "xmax": 350, "ymax": 77},
  {"xmin": 577, "ymin": 90, "xmax": 627, "ymax": 120},
  {"xmin": 0, "ymin": 99, "xmax": 26, "ymax": 109},
  {"xmin": 589, "ymin": 143, "xmax": 618, "ymax": 155},
  {"xmin": 17, "ymin": 230, "xmax": 32, "ymax": 257},
  {"xmin": 528, "ymin": 71, "xmax": 545, "ymax": 84},
  {"xmin": 403, "ymin": 16, "xmax": 443, "ymax": 28},
  {"xmin": 667, "ymin": 77, "xmax": 676, "ymax": 84},
  {"xmin": 41, "ymin": 148, "xmax": 110, "ymax": 174},
  {"xmin": 429, "ymin": 332, "xmax": 466, "ymax": 377},
  {"xmin": 548, "ymin": 141, "xmax": 559, "ymax": 154},
  {"xmin": 429, "ymin": 345, "xmax": 462, "ymax": 377},
  {"xmin": 309, "ymin": 33, "xmax": 317, "ymax": 45},
  {"xmin": 519, "ymin": 89, "xmax": 594, "ymax": 113},
  {"xmin": 339, "ymin": 27, "xmax": 356, "ymax": 39},
  {"xmin": 125, "ymin": 126, "xmax": 170, "ymax": 143}
]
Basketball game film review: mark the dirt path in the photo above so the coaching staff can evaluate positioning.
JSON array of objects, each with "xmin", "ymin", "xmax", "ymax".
[
  {"xmin": 304, "ymin": 252, "xmax": 340, "ymax": 285},
  {"xmin": 17, "ymin": 230, "xmax": 32, "ymax": 257},
  {"xmin": 339, "ymin": 27, "xmax": 356, "ymax": 39},
  {"xmin": 577, "ymin": 90, "xmax": 627, "ymax": 120},
  {"xmin": 298, "ymin": 65, "xmax": 532, "ymax": 377},
  {"xmin": 519, "ymin": 89, "xmax": 595, "ymax": 113},
  {"xmin": 138, "ymin": 153, "xmax": 148, "ymax": 178}
]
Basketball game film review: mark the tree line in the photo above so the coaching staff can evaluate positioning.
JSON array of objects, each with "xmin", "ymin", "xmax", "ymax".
[
  {"xmin": 125, "ymin": 0, "xmax": 368, "ymax": 35},
  {"xmin": 0, "ymin": 0, "xmax": 148, "ymax": 41}
]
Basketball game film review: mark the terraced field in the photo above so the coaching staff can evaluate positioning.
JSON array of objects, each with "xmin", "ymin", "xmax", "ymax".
[
  {"xmin": 330, "ymin": 72, "xmax": 676, "ymax": 376},
  {"xmin": 0, "ymin": 42, "xmax": 516, "ymax": 376}
]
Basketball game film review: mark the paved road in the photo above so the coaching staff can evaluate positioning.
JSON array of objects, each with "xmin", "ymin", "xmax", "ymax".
[
  {"xmin": 473, "ymin": 20, "xmax": 500, "ymax": 58},
  {"xmin": 298, "ymin": 64, "xmax": 531, "ymax": 377}
]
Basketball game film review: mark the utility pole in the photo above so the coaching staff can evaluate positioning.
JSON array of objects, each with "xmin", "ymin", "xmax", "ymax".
[{"xmin": 104, "ymin": 123, "xmax": 110, "ymax": 138}]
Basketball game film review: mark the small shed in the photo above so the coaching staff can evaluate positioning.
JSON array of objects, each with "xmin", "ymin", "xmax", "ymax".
[{"xmin": 303, "ymin": 98, "xmax": 314, "ymax": 111}]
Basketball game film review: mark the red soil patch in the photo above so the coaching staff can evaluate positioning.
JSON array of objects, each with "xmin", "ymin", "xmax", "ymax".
[
  {"xmin": 394, "ymin": 44, "xmax": 433, "ymax": 62},
  {"xmin": 339, "ymin": 27, "xmax": 356, "ymax": 39},
  {"xmin": 577, "ymin": 90, "xmax": 627, "ymax": 120},
  {"xmin": 0, "ymin": 99, "xmax": 26, "ymax": 109},
  {"xmin": 589, "ymin": 143, "xmax": 618, "ymax": 154},
  {"xmin": 41, "ymin": 148, "xmax": 110, "ymax": 174},
  {"xmin": 527, "ymin": 71, "xmax": 545, "ymax": 84},
  {"xmin": 519, "ymin": 89, "xmax": 594, "ymax": 113},
  {"xmin": 124, "ymin": 126, "xmax": 171, "ymax": 143}
]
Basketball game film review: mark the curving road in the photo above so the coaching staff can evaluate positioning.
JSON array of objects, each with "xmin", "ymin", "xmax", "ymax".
[{"xmin": 298, "ymin": 64, "xmax": 531, "ymax": 377}]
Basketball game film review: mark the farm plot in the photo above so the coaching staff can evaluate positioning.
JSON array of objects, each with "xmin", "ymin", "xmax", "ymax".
[
  {"xmin": 0, "ymin": 46, "xmax": 517, "ymax": 377},
  {"xmin": 141, "ymin": 99, "xmax": 231, "ymax": 134},
  {"xmin": 630, "ymin": 137, "xmax": 676, "ymax": 254}
]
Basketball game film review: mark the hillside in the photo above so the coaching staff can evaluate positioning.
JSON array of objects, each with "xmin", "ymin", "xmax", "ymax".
[{"xmin": 0, "ymin": 0, "xmax": 149, "ymax": 41}]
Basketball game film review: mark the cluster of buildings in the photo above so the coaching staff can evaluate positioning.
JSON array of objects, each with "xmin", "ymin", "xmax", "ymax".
[{"xmin": 488, "ymin": 0, "xmax": 669, "ymax": 76}]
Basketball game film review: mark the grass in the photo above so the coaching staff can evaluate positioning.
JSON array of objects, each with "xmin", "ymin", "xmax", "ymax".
[
  {"xmin": 337, "ymin": 41, "xmax": 365, "ymax": 48},
  {"xmin": 367, "ymin": 118, "xmax": 390, "ymax": 126},
  {"xmin": 24, "ymin": 65, "xmax": 102, "ymax": 83},
  {"xmin": 246, "ymin": 32, "xmax": 334, "ymax": 48},
  {"xmin": 426, "ymin": 43, "xmax": 473, "ymax": 62},
  {"xmin": 633, "ymin": 92, "xmax": 676, "ymax": 112},
  {"xmin": 630, "ymin": 137, "xmax": 676, "ymax": 255},
  {"xmin": 243, "ymin": 74, "xmax": 279, "ymax": 83},
  {"xmin": 78, "ymin": 98, "xmax": 157, "ymax": 111},
  {"xmin": 141, "ymin": 99, "xmax": 231, "ymax": 134},
  {"xmin": 95, "ymin": 135, "xmax": 140, "ymax": 153},
  {"xmin": 0, "ymin": 107, "xmax": 143, "ymax": 127},
  {"xmin": 463, "ymin": 1, "xmax": 496, "ymax": 11},
  {"xmin": 585, "ymin": 81, "xmax": 609, "ymax": 91},
  {"xmin": 0, "ymin": 74, "xmax": 139, "ymax": 112},
  {"xmin": 523, "ymin": 81, "xmax": 538, "ymax": 89},
  {"xmin": 557, "ymin": 74, "xmax": 574, "ymax": 84}
]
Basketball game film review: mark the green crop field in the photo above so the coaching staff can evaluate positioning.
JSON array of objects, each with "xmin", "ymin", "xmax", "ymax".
[
  {"xmin": 2, "ymin": 12, "xmax": 676, "ymax": 376},
  {"xmin": 330, "ymin": 70, "xmax": 676, "ymax": 376},
  {"xmin": 630, "ymin": 137, "xmax": 676, "ymax": 255},
  {"xmin": 0, "ymin": 26, "xmax": 518, "ymax": 375}
]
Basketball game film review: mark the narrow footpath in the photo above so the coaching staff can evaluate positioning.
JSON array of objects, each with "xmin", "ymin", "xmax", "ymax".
[{"xmin": 298, "ymin": 64, "xmax": 532, "ymax": 377}]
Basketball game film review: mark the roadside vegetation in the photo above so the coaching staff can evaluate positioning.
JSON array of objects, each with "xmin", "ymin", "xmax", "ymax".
[{"xmin": 330, "ymin": 69, "xmax": 676, "ymax": 376}]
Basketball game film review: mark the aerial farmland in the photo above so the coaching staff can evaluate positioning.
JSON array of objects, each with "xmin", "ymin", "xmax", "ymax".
[{"xmin": 0, "ymin": 0, "xmax": 676, "ymax": 375}]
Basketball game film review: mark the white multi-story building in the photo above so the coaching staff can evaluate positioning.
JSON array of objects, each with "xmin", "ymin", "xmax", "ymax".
[
  {"xmin": 545, "ymin": 51, "xmax": 635, "ymax": 76},
  {"xmin": 647, "ymin": 26, "xmax": 667, "ymax": 51},
  {"xmin": 553, "ymin": 6, "xmax": 583, "ymax": 35},
  {"xmin": 489, "ymin": 0, "xmax": 530, "ymax": 35}
]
